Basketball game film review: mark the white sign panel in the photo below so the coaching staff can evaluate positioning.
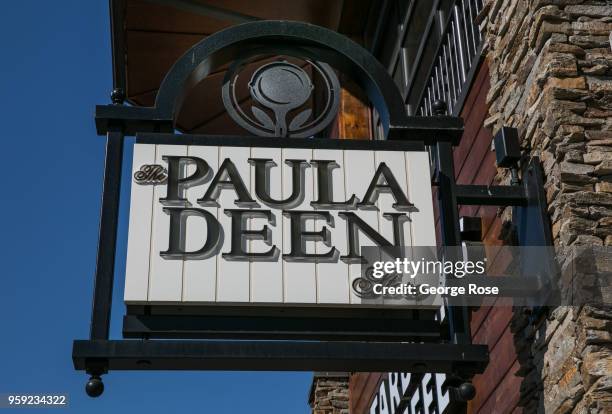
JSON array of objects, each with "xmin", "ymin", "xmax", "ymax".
[{"xmin": 124, "ymin": 138, "xmax": 436, "ymax": 307}]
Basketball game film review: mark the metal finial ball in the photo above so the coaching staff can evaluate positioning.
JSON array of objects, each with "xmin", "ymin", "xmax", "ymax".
[
  {"xmin": 458, "ymin": 382, "xmax": 476, "ymax": 401},
  {"xmin": 432, "ymin": 99, "xmax": 447, "ymax": 116},
  {"xmin": 110, "ymin": 88, "xmax": 125, "ymax": 105},
  {"xmin": 85, "ymin": 375, "xmax": 104, "ymax": 398}
]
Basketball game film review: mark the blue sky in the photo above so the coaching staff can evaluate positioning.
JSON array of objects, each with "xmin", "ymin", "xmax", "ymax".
[{"xmin": 0, "ymin": 1, "xmax": 311, "ymax": 412}]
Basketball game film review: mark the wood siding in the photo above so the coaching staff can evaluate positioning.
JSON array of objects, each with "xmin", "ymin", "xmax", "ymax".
[
  {"xmin": 350, "ymin": 372, "xmax": 385, "ymax": 413},
  {"xmin": 457, "ymin": 63, "xmax": 521, "ymax": 414}
]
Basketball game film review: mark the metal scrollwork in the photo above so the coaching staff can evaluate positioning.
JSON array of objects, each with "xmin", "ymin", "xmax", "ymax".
[
  {"xmin": 133, "ymin": 164, "xmax": 167, "ymax": 185},
  {"xmin": 222, "ymin": 57, "xmax": 340, "ymax": 138}
]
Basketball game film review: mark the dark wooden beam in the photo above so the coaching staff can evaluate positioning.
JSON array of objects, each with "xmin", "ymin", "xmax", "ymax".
[{"xmin": 144, "ymin": 0, "xmax": 260, "ymax": 23}]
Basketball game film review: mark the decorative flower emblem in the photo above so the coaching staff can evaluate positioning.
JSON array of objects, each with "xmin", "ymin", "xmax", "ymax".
[{"xmin": 222, "ymin": 57, "xmax": 340, "ymax": 138}]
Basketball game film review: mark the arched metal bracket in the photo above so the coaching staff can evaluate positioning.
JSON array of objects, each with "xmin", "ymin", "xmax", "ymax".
[{"xmin": 94, "ymin": 20, "xmax": 463, "ymax": 144}]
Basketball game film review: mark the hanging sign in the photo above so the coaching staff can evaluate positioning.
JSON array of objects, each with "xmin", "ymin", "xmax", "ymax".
[
  {"xmin": 124, "ymin": 135, "xmax": 436, "ymax": 307},
  {"xmin": 368, "ymin": 372, "xmax": 451, "ymax": 414}
]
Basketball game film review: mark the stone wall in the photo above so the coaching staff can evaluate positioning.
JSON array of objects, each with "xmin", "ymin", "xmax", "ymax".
[
  {"xmin": 309, "ymin": 373, "xmax": 350, "ymax": 414},
  {"xmin": 481, "ymin": 0, "xmax": 611, "ymax": 412}
]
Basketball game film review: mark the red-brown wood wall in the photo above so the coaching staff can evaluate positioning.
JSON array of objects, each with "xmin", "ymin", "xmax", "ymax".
[
  {"xmin": 350, "ymin": 372, "xmax": 385, "ymax": 413},
  {"xmin": 349, "ymin": 62, "xmax": 522, "ymax": 414},
  {"xmin": 460, "ymin": 63, "xmax": 522, "ymax": 414}
]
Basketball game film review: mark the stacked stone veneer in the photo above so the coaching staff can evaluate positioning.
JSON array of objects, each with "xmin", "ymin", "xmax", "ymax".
[
  {"xmin": 309, "ymin": 374, "xmax": 349, "ymax": 414},
  {"xmin": 482, "ymin": 0, "xmax": 611, "ymax": 412}
]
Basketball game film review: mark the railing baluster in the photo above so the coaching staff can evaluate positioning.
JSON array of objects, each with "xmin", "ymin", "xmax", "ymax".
[
  {"xmin": 440, "ymin": 55, "xmax": 450, "ymax": 109},
  {"xmin": 453, "ymin": 5, "xmax": 468, "ymax": 82},
  {"xmin": 450, "ymin": 45, "xmax": 456, "ymax": 107},
  {"xmin": 439, "ymin": 65, "xmax": 445, "ymax": 104},
  {"xmin": 433, "ymin": 69, "xmax": 438, "ymax": 101},
  {"xmin": 417, "ymin": 0, "xmax": 483, "ymax": 116},
  {"xmin": 434, "ymin": 66, "xmax": 441, "ymax": 102},
  {"xmin": 462, "ymin": 1, "xmax": 474, "ymax": 66},
  {"xmin": 443, "ymin": 43, "xmax": 455, "ymax": 107},
  {"xmin": 475, "ymin": 0, "xmax": 484, "ymax": 45},
  {"xmin": 464, "ymin": 0, "xmax": 474, "ymax": 57},
  {"xmin": 469, "ymin": 0, "xmax": 479, "ymax": 53},
  {"xmin": 437, "ymin": 60, "xmax": 443, "ymax": 106}
]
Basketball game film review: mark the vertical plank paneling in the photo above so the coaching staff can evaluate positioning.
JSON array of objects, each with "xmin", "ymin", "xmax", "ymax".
[
  {"xmin": 375, "ymin": 150, "xmax": 413, "ymax": 244},
  {"xmin": 148, "ymin": 144, "xmax": 186, "ymax": 302},
  {"xmin": 124, "ymin": 144, "xmax": 156, "ymax": 303},
  {"xmin": 405, "ymin": 151, "xmax": 438, "ymax": 309},
  {"xmin": 375, "ymin": 150, "xmax": 415, "ymax": 306},
  {"xmin": 216, "ymin": 146, "xmax": 251, "ymax": 302},
  {"xmin": 249, "ymin": 147, "xmax": 283, "ymax": 303},
  {"xmin": 405, "ymin": 151, "xmax": 437, "ymax": 246},
  {"xmin": 313, "ymin": 149, "xmax": 349, "ymax": 304},
  {"xmin": 282, "ymin": 147, "xmax": 316, "ymax": 303},
  {"xmin": 182, "ymin": 145, "xmax": 218, "ymax": 302},
  {"xmin": 343, "ymin": 150, "xmax": 378, "ymax": 304}
]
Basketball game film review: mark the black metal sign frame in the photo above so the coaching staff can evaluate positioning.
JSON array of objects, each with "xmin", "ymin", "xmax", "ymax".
[
  {"xmin": 122, "ymin": 133, "xmax": 437, "ymax": 342},
  {"xmin": 73, "ymin": 20, "xmax": 552, "ymax": 406}
]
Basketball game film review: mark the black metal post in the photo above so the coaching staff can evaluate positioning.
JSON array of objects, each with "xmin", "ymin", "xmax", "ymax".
[
  {"xmin": 432, "ymin": 100, "xmax": 471, "ymax": 346},
  {"xmin": 89, "ymin": 125, "xmax": 124, "ymax": 340},
  {"xmin": 455, "ymin": 184, "xmax": 527, "ymax": 206},
  {"xmin": 434, "ymin": 141, "xmax": 460, "ymax": 242},
  {"xmin": 73, "ymin": 340, "xmax": 488, "ymax": 374}
]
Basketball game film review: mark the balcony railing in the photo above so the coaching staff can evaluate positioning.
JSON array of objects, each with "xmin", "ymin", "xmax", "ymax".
[{"xmin": 418, "ymin": 0, "xmax": 484, "ymax": 116}]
